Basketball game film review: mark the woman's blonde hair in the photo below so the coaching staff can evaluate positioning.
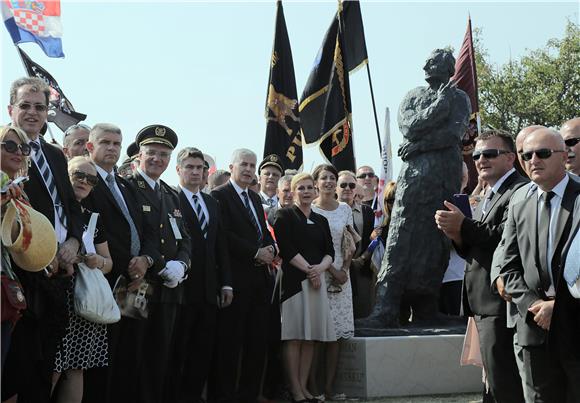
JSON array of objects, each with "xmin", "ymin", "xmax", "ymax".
[
  {"xmin": 290, "ymin": 172, "xmax": 314, "ymax": 192},
  {"xmin": 0, "ymin": 125, "xmax": 31, "ymax": 175},
  {"xmin": 68, "ymin": 155, "xmax": 97, "ymax": 174},
  {"xmin": 382, "ymin": 181, "xmax": 397, "ymax": 227}
]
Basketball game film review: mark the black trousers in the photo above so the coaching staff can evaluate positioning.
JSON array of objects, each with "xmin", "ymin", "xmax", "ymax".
[
  {"xmin": 474, "ymin": 315, "xmax": 525, "ymax": 403},
  {"xmin": 167, "ymin": 302, "xmax": 217, "ymax": 403},
  {"xmin": 211, "ymin": 290, "xmax": 269, "ymax": 403},
  {"xmin": 137, "ymin": 301, "xmax": 179, "ymax": 403}
]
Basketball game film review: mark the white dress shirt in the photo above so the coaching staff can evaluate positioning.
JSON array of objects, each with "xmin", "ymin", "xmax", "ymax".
[
  {"xmin": 179, "ymin": 185, "xmax": 210, "ymax": 226},
  {"xmin": 536, "ymin": 174, "xmax": 569, "ymax": 297}
]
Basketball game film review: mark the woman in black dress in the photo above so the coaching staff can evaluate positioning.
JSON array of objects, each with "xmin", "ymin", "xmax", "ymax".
[
  {"xmin": 274, "ymin": 173, "xmax": 335, "ymax": 403},
  {"xmin": 52, "ymin": 156, "xmax": 112, "ymax": 403}
]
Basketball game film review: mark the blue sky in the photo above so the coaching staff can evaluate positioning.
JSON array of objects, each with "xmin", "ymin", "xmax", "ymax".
[{"xmin": 1, "ymin": 1, "xmax": 577, "ymax": 185}]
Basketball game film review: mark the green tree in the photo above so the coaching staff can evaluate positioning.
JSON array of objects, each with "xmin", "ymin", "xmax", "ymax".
[{"xmin": 474, "ymin": 20, "xmax": 580, "ymax": 135}]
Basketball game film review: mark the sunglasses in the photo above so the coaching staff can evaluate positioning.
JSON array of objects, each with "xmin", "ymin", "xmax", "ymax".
[
  {"xmin": 472, "ymin": 149, "xmax": 511, "ymax": 161},
  {"xmin": 564, "ymin": 137, "xmax": 580, "ymax": 147},
  {"xmin": 520, "ymin": 148, "xmax": 565, "ymax": 162},
  {"xmin": 357, "ymin": 173, "xmax": 375, "ymax": 179},
  {"xmin": 15, "ymin": 102, "xmax": 48, "ymax": 112},
  {"xmin": 70, "ymin": 170, "xmax": 99, "ymax": 187},
  {"xmin": 339, "ymin": 182, "xmax": 356, "ymax": 189},
  {"xmin": 1, "ymin": 140, "xmax": 31, "ymax": 156}
]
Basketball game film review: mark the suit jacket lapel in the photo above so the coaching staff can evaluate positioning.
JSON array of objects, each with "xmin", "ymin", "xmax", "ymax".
[
  {"xmin": 134, "ymin": 173, "xmax": 161, "ymax": 211},
  {"xmin": 179, "ymin": 189, "xmax": 204, "ymax": 238},
  {"xmin": 202, "ymin": 193, "xmax": 217, "ymax": 239},
  {"xmin": 481, "ymin": 172, "xmax": 517, "ymax": 222},
  {"xmin": 551, "ymin": 178, "xmax": 580, "ymax": 263},
  {"xmin": 226, "ymin": 182, "xmax": 255, "ymax": 229},
  {"xmin": 99, "ymin": 175, "xmax": 125, "ymax": 217}
]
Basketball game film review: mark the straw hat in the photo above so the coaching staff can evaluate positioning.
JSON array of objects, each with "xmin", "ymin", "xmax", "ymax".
[{"xmin": 1, "ymin": 199, "xmax": 58, "ymax": 272}]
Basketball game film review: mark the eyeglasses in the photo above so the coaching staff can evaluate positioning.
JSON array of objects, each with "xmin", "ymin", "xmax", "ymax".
[
  {"xmin": 357, "ymin": 172, "xmax": 375, "ymax": 179},
  {"xmin": 14, "ymin": 102, "xmax": 48, "ymax": 112},
  {"xmin": 144, "ymin": 149, "xmax": 171, "ymax": 159},
  {"xmin": 64, "ymin": 123, "xmax": 91, "ymax": 137},
  {"xmin": 1, "ymin": 140, "xmax": 31, "ymax": 156},
  {"xmin": 520, "ymin": 149, "xmax": 566, "ymax": 162},
  {"xmin": 565, "ymin": 137, "xmax": 580, "ymax": 147},
  {"xmin": 70, "ymin": 170, "xmax": 99, "ymax": 187},
  {"xmin": 472, "ymin": 149, "xmax": 511, "ymax": 161},
  {"xmin": 339, "ymin": 182, "xmax": 356, "ymax": 189}
]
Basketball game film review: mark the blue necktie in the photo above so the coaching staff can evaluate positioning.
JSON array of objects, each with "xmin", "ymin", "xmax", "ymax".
[
  {"xmin": 242, "ymin": 191, "xmax": 262, "ymax": 244},
  {"xmin": 106, "ymin": 174, "xmax": 141, "ymax": 256},
  {"xmin": 192, "ymin": 194, "xmax": 208, "ymax": 238}
]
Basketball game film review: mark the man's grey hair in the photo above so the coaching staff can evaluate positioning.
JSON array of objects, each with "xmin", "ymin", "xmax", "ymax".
[
  {"xmin": 89, "ymin": 123, "xmax": 122, "ymax": 142},
  {"xmin": 208, "ymin": 169, "xmax": 231, "ymax": 190},
  {"xmin": 63, "ymin": 123, "xmax": 92, "ymax": 146},
  {"xmin": 230, "ymin": 148, "xmax": 256, "ymax": 165},
  {"xmin": 176, "ymin": 147, "xmax": 204, "ymax": 166},
  {"xmin": 278, "ymin": 174, "xmax": 294, "ymax": 188},
  {"xmin": 10, "ymin": 77, "xmax": 50, "ymax": 105}
]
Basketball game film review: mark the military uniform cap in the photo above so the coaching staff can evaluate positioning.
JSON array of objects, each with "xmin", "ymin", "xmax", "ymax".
[
  {"xmin": 259, "ymin": 154, "xmax": 283, "ymax": 174},
  {"xmin": 127, "ymin": 141, "xmax": 139, "ymax": 159},
  {"xmin": 136, "ymin": 124, "xmax": 178, "ymax": 149}
]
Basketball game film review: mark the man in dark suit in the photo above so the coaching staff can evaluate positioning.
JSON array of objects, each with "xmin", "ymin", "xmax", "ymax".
[
  {"xmin": 126, "ymin": 125, "xmax": 191, "ymax": 403},
  {"xmin": 83, "ymin": 123, "xmax": 156, "ymax": 403},
  {"xmin": 499, "ymin": 127, "xmax": 580, "ymax": 402},
  {"xmin": 3, "ymin": 77, "xmax": 83, "ymax": 403},
  {"xmin": 436, "ymin": 130, "xmax": 527, "ymax": 402},
  {"xmin": 337, "ymin": 170, "xmax": 375, "ymax": 319},
  {"xmin": 210, "ymin": 148, "xmax": 277, "ymax": 403},
  {"xmin": 168, "ymin": 146, "xmax": 232, "ymax": 403}
]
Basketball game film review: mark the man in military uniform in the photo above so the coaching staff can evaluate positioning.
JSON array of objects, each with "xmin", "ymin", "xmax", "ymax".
[
  {"xmin": 127, "ymin": 125, "xmax": 191, "ymax": 403},
  {"xmin": 258, "ymin": 154, "xmax": 283, "ymax": 211}
]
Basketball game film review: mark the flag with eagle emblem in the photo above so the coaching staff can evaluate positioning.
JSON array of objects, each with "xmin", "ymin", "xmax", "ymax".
[{"xmin": 263, "ymin": 0, "xmax": 302, "ymax": 171}]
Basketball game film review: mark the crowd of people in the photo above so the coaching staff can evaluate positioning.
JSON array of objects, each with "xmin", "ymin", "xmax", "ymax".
[{"xmin": 0, "ymin": 74, "xmax": 578, "ymax": 403}]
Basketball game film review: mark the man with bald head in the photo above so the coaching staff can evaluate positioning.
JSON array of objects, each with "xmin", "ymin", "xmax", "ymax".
[
  {"xmin": 498, "ymin": 127, "xmax": 580, "ymax": 402},
  {"xmin": 515, "ymin": 125, "xmax": 545, "ymax": 177},
  {"xmin": 561, "ymin": 117, "xmax": 580, "ymax": 176}
]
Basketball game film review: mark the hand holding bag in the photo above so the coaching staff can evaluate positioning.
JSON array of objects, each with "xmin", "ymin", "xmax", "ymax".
[
  {"xmin": 73, "ymin": 213, "xmax": 121, "ymax": 324},
  {"xmin": 112, "ymin": 275, "xmax": 153, "ymax": 320}
]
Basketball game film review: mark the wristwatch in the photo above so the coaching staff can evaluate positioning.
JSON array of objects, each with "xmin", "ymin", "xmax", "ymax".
[{"xmin": 144, "ymin": 255, "xmax": 154, "ymax": 268}]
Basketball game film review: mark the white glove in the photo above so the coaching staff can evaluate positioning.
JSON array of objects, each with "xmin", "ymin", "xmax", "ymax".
[{"xmin": 159, "ymin": 260, "xmax": 185, "ymax": 288}]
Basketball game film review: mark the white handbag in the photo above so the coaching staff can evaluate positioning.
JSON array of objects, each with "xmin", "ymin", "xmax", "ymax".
[{"xmin": 74, "ymin": 213, "xmax": 121, "ymax": 324}]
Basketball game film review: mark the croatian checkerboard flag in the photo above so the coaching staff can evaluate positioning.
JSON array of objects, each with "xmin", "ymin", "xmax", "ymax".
[{"xmin": 2, "ymin": 0, "xmax": 64, "ymax": 58}]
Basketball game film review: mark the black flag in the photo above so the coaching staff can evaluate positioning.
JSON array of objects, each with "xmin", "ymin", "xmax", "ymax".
[
  {"xmin": 17, "ymin": 46, "xmax": 86, "ymax": 132},
  {"xmin": 319, "ymin": 7, "xmax": 355, "ymax": 172},
  {"xmin": 264, "ymin": 1, "xmax": 302, "ymax": 170},
  {"xmin": 299, "ymin": 1, "xmax": 367, "ymax": 171},
  {"xmin": 300, "ymin": 1, "xmax": 365, "ymax": 171}
]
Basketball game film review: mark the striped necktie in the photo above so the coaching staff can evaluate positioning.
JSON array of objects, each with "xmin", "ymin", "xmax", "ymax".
[
  {"xmin": 29, "ymin": 141, "xmax": 67, "ymax": 227},
  {"xmin": 192, "ymin": 194, "xmax": 208, "ymax": 238},
  {"xmin": 242, "ymin": 190, "xmax": 262, "ymax": 243}
]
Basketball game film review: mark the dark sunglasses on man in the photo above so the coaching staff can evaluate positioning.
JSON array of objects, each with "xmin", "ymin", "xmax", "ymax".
[
  {"xmin": 472, "ymin": 149, "xmax": 511, "ymax": 161},
  {"xmin": 15, "ymin": 102, "xmax": 48, "ymax": 112},
  {"xmin": 1, "ymin": 140, "xmax": 31, "ymax": 156},
  {"xmin": 339, "ymin": 182, "xmax": 356, "ymax": 189},
  {"xmin": 357, "ymin": 172, "xmax": 375, "ymax": 179},
  {"xmin": 520, "ymin": 148, "xmax": 566, "ymax": 162},
  {"xmin": 564, "ymin": 137, "xmax": 580, "ymax": 147},
  {"xmin": 70, "ymin": 170, "xmax": 99, "ymax": 187}
]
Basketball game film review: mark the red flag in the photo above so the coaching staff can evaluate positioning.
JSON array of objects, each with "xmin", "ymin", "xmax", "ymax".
[{"xmin": 452, "ymin": 16, "xmax": 480, "ymax": 192}]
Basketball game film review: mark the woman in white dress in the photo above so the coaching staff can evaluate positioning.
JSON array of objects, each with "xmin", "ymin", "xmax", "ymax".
[{"xmin": 309, "ymin": 164, "xmax": 355, "ymax": 401}]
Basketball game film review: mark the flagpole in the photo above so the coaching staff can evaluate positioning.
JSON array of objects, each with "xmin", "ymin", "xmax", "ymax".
[{"xmin": 365, "ymin": 63, "xmax": 382, "ymax": 155}]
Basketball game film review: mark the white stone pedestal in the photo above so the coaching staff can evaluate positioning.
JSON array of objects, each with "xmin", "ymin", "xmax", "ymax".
[{"xmin": 334, "ymin": 335, "xmax": 483, "ymax": 398}]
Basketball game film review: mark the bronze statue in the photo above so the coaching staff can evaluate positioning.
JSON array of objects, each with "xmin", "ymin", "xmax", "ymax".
[{"xmin": 357, "ymin": 49, "xmax": 471, "ymax": 328}]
